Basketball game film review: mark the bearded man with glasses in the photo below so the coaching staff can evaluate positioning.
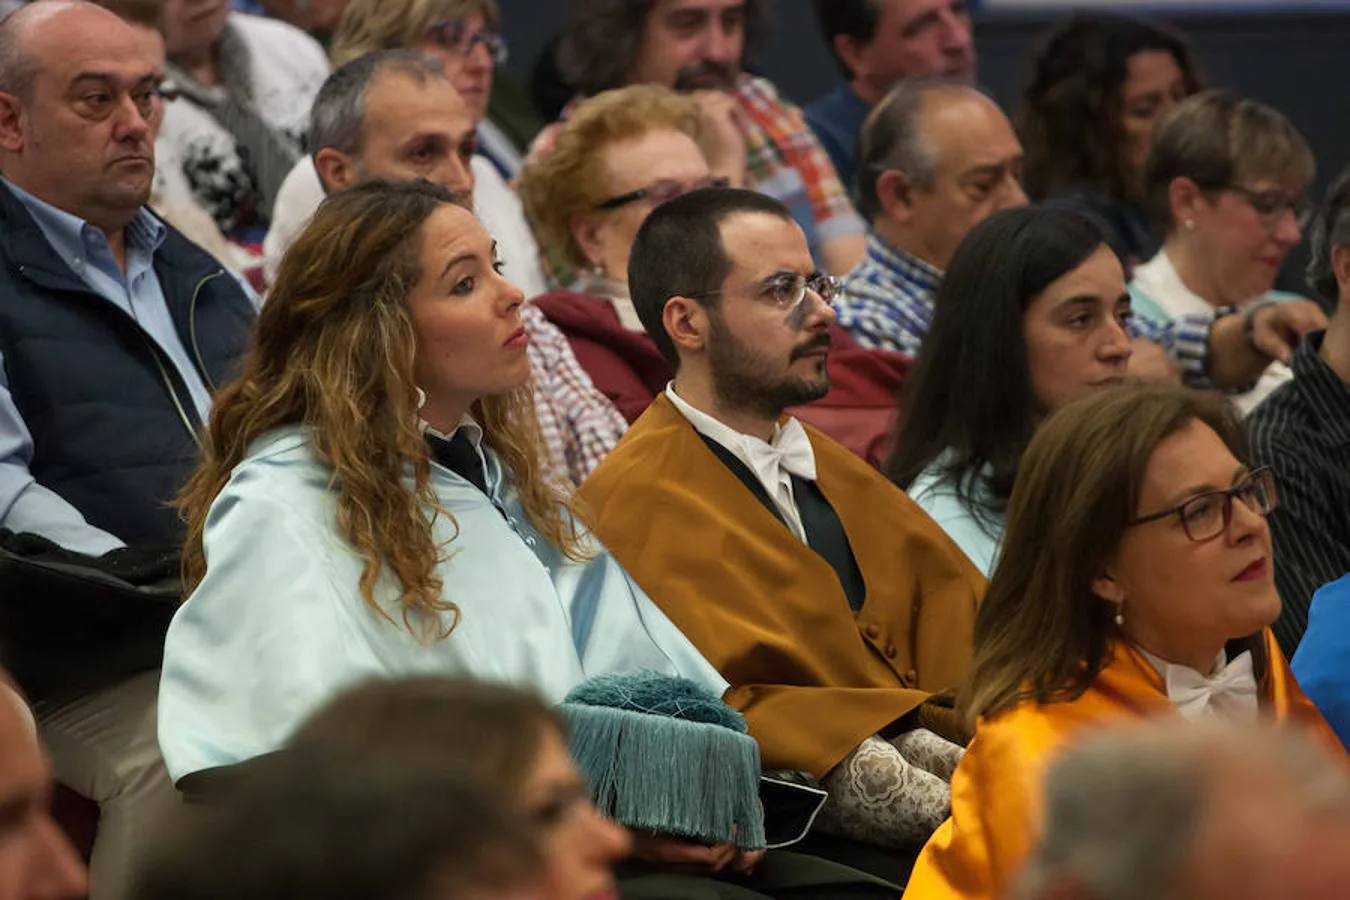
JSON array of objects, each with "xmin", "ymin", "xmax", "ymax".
[{"xmin": 580, "ymin": 187, "xmax": 986, "ymax": 866}]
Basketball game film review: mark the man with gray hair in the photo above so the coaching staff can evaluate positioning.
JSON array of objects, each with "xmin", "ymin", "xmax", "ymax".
[
  {"xmin": 263, "ymin": 50, "xmax": 478, "ymax": 287},
  {"xmin": 265, "ymin": 49, "xmax": 627, "ymax": 485},
  {"xmin": 835, "ymin": 79, "xmax": 1327, "ymax": 393},
  {"xmin": 834, "ymin": 78, "xmax": 1024, "ymax": 356},
  {"xmin": 1015, "ymin": 720, "xmax": 1350, "ymax": 900},
  {"xmin": 1248, "ymin": 162, "xmax": 1350, "ymax": 652}
]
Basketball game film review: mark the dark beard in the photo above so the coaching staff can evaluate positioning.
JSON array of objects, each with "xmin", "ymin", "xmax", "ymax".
[
  {"xmin": 673, "ymin": 60, "xmax": 737, "ymax": 92},
  {"xmin": 707, "ymin": 319, "xmax": 830, "ymax": 420}
]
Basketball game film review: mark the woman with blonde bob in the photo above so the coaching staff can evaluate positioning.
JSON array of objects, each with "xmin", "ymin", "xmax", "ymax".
[
  {"xmin": 156, "ymin": 180, "xmax": 725, "ymax": 786},
  {"xmin": 902, "ymin": 383, "xmax": 1339, "ymax": 900}
]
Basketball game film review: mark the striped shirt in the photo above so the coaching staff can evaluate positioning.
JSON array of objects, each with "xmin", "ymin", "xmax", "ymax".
[
  {"xmin": 836, "ymin": 232, "xmax": 1216, "ymax": 379},
  {"xmin": 1247, "ymin": 331, "xmax": 1350, "ymax": 657}
]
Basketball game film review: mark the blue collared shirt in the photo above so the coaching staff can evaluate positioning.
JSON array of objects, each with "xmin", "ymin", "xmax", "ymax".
[{"xmin": 0, "ymin": 181, "xmax": 215, "ymax": 554}]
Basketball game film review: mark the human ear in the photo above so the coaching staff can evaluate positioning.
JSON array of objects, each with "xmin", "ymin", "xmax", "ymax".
[
  {"xmin": 569, "ymin": 211, "xmax": 607, "ymax": 270},
  {"xmin": 313, "ymin": 148, "xmax": 358, "ymax": 194},
  {"xmin": 0, "ymin": 92, "xmax": 26, "ymax": 154},
  {"xmin": 663, "ymin": 295, "xmax": 707, "ymax": 356}
]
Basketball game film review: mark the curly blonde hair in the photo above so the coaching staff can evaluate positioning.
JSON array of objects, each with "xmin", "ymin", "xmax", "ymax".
[
  {"xmin": 331, "ymin": 0, "xmax": 500, "ymax": 67},
  {"xmin": 178, "ymin": 180, "xmax": 582, "ymax": 637},
  {"xmin": 517, "ymin": 84, "xmax": 707, "ymax": 275}
]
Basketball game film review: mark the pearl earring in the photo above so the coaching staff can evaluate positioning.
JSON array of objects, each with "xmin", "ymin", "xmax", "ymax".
[
  {"xmin": 415, "ymin": 387, "xmax": 427, "ymax": 410},
  {"xmin": 1183, "ymin": 219, "xmax": 1197, "ymax": 231},
  {"xmin": 1115, "ymin": 607, "xmax": 1125, "ymax": 627}
]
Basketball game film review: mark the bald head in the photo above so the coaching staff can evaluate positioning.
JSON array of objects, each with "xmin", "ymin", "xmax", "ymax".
[
  {"xmin": 858, "ymin": 78, "xmax": 980, "ymax": 218},
  {"xmin": 0, "ymin": 0, "xmax": 163, "ymax": 235},
  {"xmin": 0, "ymin": 1, "xmax": 133, "ymax": 99},
  {"xmin": 859, "ymin": 78, "xmax": 1025, "ymax": 269}
]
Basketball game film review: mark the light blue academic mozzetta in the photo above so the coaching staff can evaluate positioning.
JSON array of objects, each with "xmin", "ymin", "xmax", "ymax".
[
  {"xmin": 907, "ymin": 458, "xmax": 1002, "ymax": 577},
  {"xmin": 156, "ymin": 424, "xmax": 727, "ymax": 783}
]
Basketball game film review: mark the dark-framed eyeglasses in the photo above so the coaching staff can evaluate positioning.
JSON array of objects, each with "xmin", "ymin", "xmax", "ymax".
[
  {"xmin": 593, "ymin": 175, "xmax": 732, "ymax": 211},
  {"xmin": 687, "ymin": 271, "xmax": 841, "ymax": 314},
  {"xmin": 426, "ymin": 21, "xmax": 508, "ymax": 64},
  {"xmin": 1223, "ymin": 185, "xmax": 1312, "ymax": 231},
  {"xmin": 1125, "ymin": 466, "xmax": 1278, "ymax": 543}
]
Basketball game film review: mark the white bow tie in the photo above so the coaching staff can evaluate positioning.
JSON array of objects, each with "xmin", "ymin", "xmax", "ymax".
[
  {"xmin": 1165, "ymin": 650, "xmax": 1258, "ymax": 721},
  {"xmin": 746, "ymin": 418, "xmax": 816, "ymax": 487}
]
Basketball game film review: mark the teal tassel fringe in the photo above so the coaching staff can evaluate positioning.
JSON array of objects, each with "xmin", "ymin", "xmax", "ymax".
[{"xmin": 562, "ymin": 674, "xmax": 767, "ymax": 850}]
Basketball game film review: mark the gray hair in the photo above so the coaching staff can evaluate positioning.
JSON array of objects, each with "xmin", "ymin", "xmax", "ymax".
[
  {"xmin": 1307, "ymin": 162, "xmax": 1350, "ymax": 304},
  {"xmin": 1014, "ymin": 722, "xmax": 1350, "ymax": 900},
  {"xmin": 857, "ymin": 78, "xmax": 974, "ymax": 222},
  {"xmin": 308, "ymin": 49, "xmax": 444, "ymax": 162}
]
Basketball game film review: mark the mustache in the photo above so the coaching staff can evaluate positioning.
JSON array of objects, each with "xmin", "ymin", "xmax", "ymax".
[
  {"xmin": 673, "ymin": 60, "xmax": 737, "ymax": 92},
  {"xmin": 789, "ymin": 333, "xmax": 832, "ymax": 361}
]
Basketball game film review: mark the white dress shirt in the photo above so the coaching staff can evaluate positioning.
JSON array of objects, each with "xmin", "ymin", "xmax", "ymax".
[
  {"xmin": 665, "ymin": 383, "xmax": 816, "ymax": 542},
  {"xmin": 1140, "ymin": 646, "xmax": 1260, "ymax": 723}
]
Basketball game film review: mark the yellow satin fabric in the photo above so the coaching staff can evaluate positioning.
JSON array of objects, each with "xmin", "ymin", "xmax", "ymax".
[{"xmin": 902, "ymin": 631, "xmax": 1340, "ymax": 899}]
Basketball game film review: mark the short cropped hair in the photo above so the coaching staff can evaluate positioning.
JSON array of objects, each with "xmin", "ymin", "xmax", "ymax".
[
  {"xmin": 558, "ymin": 0, "xmax": 771, "ymax": 97},
  {"xmin": 308, "ymin": 50, "xmax": 444, "ymax": 161},
  {"xmin": 1143, "ymin": 90, "xmax": 1316, "ymax": 233},
  {"xmin": 332, "ymin": 0, "xmax": 500, "ymax": 67},
  {"xmin": 858, "ymin": 78, "xmax": 975, "ymax": 221},
  {"xmin": 518, "ymin": 84, "xmax": 706, "ymax": 276},
  {"xmin": 628, "ymin": 187, "xmax": 793, "ymax": 367},
  {"xmin": 811, "ymin": 0, "xmax": 883, "ymax": 80},
  {"xmin": 1306, "ymin": 162, "xmax": 1350, "ymax": 304}
]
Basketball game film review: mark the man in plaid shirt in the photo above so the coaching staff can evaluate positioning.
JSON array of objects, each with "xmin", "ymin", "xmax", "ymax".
[
  {"xmin": 540, "ymin": 0, "xmax": 867, "ymax": 277},
  {"xmin": 837, "ymin": 79, "xmax": 1326, "ymax": 388}
]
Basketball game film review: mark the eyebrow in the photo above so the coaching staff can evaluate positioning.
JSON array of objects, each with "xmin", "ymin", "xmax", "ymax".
[
  {"xmin": 754, "ymin": 268, "xmax": 809, "ymax": 285},
  {"xmin": 960, "ymin": 161, "xmax": 1013, "ymax": 180},
  {"xmin": 69, "ymin": 71, "xmax": 160, "ymax": 89},
  {"xmin": 439, "ymin": 241, "xmax": 498, "ymax": 281},
  {"xmin": 1054, "ymin": 294, "xmax": 1101, "ymax": 310},
  {"xmin": 440, "ymin": 251, "xmax": 476, "ymax": 281},
  {"xmin": 1160, "ymin": 464, "xmax": 1251, "ymax": 508}
]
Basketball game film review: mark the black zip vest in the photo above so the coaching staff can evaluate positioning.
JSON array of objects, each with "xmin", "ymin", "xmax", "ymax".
[{"xmin": 0, "ymin": 184, "xmax": 255, "ymax": 549}]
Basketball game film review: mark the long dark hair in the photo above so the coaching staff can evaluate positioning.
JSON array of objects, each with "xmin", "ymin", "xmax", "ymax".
[
  {"xmin": 1019, "ymin": 12, "xmax": 1201, "ymax": 202},
  {"xmin": 885, "ymin": 206, "xmax": 1109, "ymax": 530},
  {"xmin": 961, "ymin": 384, "xmax": 1270, "ymax": 724}
]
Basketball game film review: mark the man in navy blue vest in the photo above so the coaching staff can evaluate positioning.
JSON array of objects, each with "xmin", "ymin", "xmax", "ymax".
[{"xmin": 0, "ymin": 3, "xmax": 255, "ymax": 897}]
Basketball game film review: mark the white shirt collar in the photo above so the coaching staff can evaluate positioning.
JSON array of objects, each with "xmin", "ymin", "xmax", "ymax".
[
  {"xmin": 665, "ymin": 383, "xmax": 816, "ymax": 542},
  {"xmin": 421, "ymin": 413, "xmax": 484, "ymax": 449},
  {"xmin": 1139, "ymin": 646, "xmax": 1259, "ymax": 723}
]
